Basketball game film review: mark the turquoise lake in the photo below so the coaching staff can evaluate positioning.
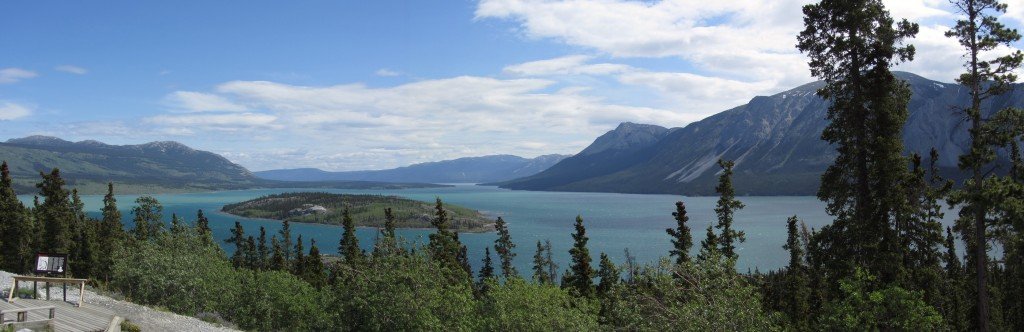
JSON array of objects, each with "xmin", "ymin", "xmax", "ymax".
[{"xmin": 20, "ymin": 185, "xmax": 960, "ymax": 274}]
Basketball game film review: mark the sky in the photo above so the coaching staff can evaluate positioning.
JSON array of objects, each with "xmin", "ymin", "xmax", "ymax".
[{"xmin": 2, "ymin": 0, "xmax": 1023, "ymax": 172}]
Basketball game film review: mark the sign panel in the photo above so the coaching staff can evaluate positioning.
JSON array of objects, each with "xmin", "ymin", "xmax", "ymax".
[{"xmin": 34, "ymin": 253, "xmax": 67, "ymax": 275}]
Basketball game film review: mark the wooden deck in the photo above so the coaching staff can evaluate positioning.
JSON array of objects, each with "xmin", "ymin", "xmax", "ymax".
[{"xmin": 0, "ymin": 298, "xmax": 118, "ymax": 332}]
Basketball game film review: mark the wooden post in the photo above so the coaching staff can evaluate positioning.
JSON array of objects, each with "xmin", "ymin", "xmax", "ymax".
[
  {"xmin": 78, "ymin": 280, "xmax": 85, "ymax": 307},
  {"xmin": 32, "ymin": 281, "xmax": 37, "ymax": 299},
  {"xmin": 48, "ymin": 307, "xmax": 55, "ymax": 319},
  {"xmin": 7, "ymin": 280, "xmax": 15, "ymax": 303}
]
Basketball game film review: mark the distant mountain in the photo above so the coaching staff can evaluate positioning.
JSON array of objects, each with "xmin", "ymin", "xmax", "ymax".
[
  {"xmin": 499, "ymin": 72, "xmax": 1012, "ymax": 195},
  {"xmin": 486, "ymin": 123, "xmax": 671, "ymax": 188},
  {"xmin": 0, "ymin": 136, "xmax": 444, "ymax": 194},
  {"xmin": 255, "ymin": 154, "xmax": 570, "ymax": 184}
]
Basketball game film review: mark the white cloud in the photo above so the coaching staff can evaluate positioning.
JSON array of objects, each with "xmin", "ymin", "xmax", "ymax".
[
  {"xmin": 618, "ymin": 71, "xmax": 780, "ymax": 112},
  {"xmin": 147, "ymin": 75, "xmax": 695, "ymax": 170},
  {"xmin": 476, "ymin": 0, "xmax": 812, "ymax": 83},
  {"xmin": 0, "ymin": 102, "xmax": 32, "ymax": 120},
  {"xmin": 54, "ymin": 65, "xmax": 88, "ymax": 75},
  {"xmin": 375, "ymin": 68, "xmax": 401, "ymax": 77},
  {"xmin": 145, "ymin": 112, "xmax": 279, "ymax": 133},
  {"xmin": 0, "ymin": 68, "xmax": 37, "ymax": 84},
  {"xmin": 504, "ymin": 55, "xmax": 633, "ymax": 76},
  {"xmin": 165, "ymin": 91, "xmax": 248, "ymax": 112}
]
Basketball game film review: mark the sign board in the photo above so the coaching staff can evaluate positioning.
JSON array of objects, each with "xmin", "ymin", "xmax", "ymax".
[{"xmin": 34, "ymin": 253, "xmax": 67, "ymax": 275}]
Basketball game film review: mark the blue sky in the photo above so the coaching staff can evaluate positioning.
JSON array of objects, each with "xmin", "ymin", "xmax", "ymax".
[{"xmin": 2, "ymin": 0, "xmax": 1022, "ymax": 171}]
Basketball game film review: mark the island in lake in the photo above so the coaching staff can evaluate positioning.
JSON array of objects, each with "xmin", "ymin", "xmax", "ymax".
[{"xmin": 221, "ymin": 192, "xmax": 494, "ymax": 232}]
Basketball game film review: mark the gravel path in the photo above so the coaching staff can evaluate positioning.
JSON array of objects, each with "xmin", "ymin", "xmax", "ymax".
[{"xmin": 1, "ymin": 270, "xmax": 239, "ymax": 332}]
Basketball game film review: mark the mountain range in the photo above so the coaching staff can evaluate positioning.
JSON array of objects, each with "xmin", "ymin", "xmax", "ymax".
[
  {"xmin": 497, "ymin": 72, "xmax": 1016, "ymax": 195},
  {"xmin": 254, "ymin": 154, "xmax": 569, "ymax": 184},
  {"xmin": 0, "ymin": 137, "xmax": 446, "ymax": 194}
]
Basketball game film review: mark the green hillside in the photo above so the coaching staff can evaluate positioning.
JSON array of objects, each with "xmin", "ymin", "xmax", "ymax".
[
  {"xmin": 0, "ymin": 136, "xmax": 446, "ymax": 194},
  {"xmin": 221, "ymin": 192, "xmax": 493, "ymax": 232}
]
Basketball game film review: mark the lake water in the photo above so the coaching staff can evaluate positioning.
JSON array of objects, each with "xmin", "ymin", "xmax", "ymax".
[{"xmin": 19, "ymin": 185, "xmax": 960, "ymax": 275}]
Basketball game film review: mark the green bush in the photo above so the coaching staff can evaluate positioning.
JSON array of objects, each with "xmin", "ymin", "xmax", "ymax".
[{"xmin": 480, "ymin": 277, "xmax": 599, "ymax": 330}]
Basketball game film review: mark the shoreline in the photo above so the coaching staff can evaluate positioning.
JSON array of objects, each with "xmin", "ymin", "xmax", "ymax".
[{"xmin": 218, "ymin": 210, "xmax": 496, "ymax": 233}]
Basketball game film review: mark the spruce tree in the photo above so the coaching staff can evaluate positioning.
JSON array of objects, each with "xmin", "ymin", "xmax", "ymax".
[
  {"xmin": 477, "ymin": 247, "xmax": 495, "ymax": 294},
  {"xmin": 943, "ymin": 227, "xmax": 969, "ymax": 331},
  {"xmin": 280, "ymin": 219, "xmax": 293, "ymax": 262},
  {"xmin": 92, "ymin": 183, "xmax": 122, "ymax": 281},
  {"xmin": 945, "ymin": 1, "xmax": 1024, "ymax": 329},
  {"xmin": 338, "ymin": 207, "xmax": 363, "ymax": 266},
  {"xmin": 563, "ymin": 215, "xmax": 594, "ymax": 297},
  {"xmin": 545, "ymin": 239, "xmax": 558, "ymax": 284},
  {"xmin": 195, "ymin": 209, "xmax": 212, "ymax": 239},
  {"xmin": 244, "ymin": 236, "xmax": 258, "ymax": 269},
  {"xmin": 270, "ymin": 236, "xmax": 285, "ymax": 271},
  {"xmin": 596, "ymin": 253, "xmax": 619, "ymax": 297},
  {"xmin": 714, "ymin": 159, "xmax": 745, "ymax": 260},
  {"xmin": 305, "ymin": 240, "xmax": 327, "ymax": 288},
  {"xmin": 428, "ymin": 198, "xmax": 465, "ymax": 274},
  {"xmin": 666, "ymin": 201, "xmax": 693, "ymax": 265},
  {"xmin": 374, "ymin": 207, "xmax": 398, "ymax": 256},
  {"xmin": 493, "ymin": 216, "xmax": 517, "ymax": 278},
  {"xmin": 130, "ymin": 196, "xmax": 164, "ymax": 241},
  {"xmin": 0, "ymin": 161, "xmax": 31, "ymax": 273},
  {"xmin": 293, "ymin": 235, "xmax": 305, "ymax": 275},
  {"xmin": 257, "ymin": 226, "xmax": 269, "ymax": 270},
  {"xmin": 226, "ymin": 221, "xmax": 246, "ymax": 268},
  {"xmin": 36, "ymin": 169, "xmax": 74, "ymax": 254},
  {"xmin": 797, "ymin": 0, "xmax": 919, "ymax": 284},
  {"xmin": 533, "ymin": 240, "xmax": 550, "ymax": 284},
  {"xmin": 783, "ymin": 216, "xmax": 810, "ymax": 330},
  {"xmin": 697, "ymin": 225, "xmax": 719, "ymax": 262}
]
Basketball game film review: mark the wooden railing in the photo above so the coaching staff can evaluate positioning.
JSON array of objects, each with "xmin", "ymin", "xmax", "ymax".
[
  {"xmin": 6, "ymin": 275, "xmax": 88, "ymax": 307},
  {"xmin": 0, "ymin": 305, "xmax": 56, "ymax": 325}
]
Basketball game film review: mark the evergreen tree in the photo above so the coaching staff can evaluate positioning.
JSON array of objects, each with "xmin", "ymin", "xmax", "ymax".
[
  {"xmin": 666, "ymin": 201, "xmax": 693, "ymax": 265},
  {"xmin": 533, "ymin": 240, "xmax": 550, "ymax": 284},
  {"xmin": 428, "ymin": 198, "xmax": 466, "ymax": 275},
  {"xmin": 898, "ymin": 151, "xmax": 949, "ymax": 310},
  {"xmin": 244, "ymin": 236, "xmax": 258, "ymax": 269},
  {"xmin": 97, "ymin": 183, "xmax": 125, "ymax": 280},
  {"xmin": 304, "ymin": 240, "xmax": 327, "ymax": 288},
  {"xmin": 943, "ymin": 227, "xmax": 969, "ymax": 331},
  {"xmin": 563, "ymin": 215, "xmax": 594, "ymax": 297},
  {"xmin": 477, "ymin": 247, "xmax": 495, "ymax": 294},
  {"xmin": 293, "ymin": 235, "xmax": 305, "ymax": 275},
  {"xmin": 783, "ymin": 216, "xmax": 810, "ymax": 330},
  {"xmin": 946, "ymin": 1, "xmax": 1024, "ymax": 329},
  {"xmin": 0, "ymin": 161, "xmax": 32, "ymax": 273},
  {"xmin": 382, "ymin": 207, "xmax": 396, "ymax": 239},
  {"xmin": 797, "ymin": 0, "xmax": 919, "ymax": 284},
  {"xmin": 131, "ymin": 196, "xmax": 164, "ymax": 241},
  {"xmin": 338, "ymin": 207, "xmax": 363, "ymax": 266},
  {"xmin": 596, "ymin": 253, "xmax": 619, "ymax": 297},
  {"xmin": 698, "ymin": 225, "xmax": 719, "ymax": 262},
  {"xmin": 374, "ymin": 207, "xmax": 399, "ymax": 256},
  {"xmin": 493, "ymin": 216, "xmax": 517, "ymax": 279},
  {"xmin": 257, "ymin": 226, "xmax": 269, "ymax": 270},
  {"xmin": 545, "ymin": 239, "xmax": 558, "ymax": 284},
  {"xmin": 714, "ymin": 160, "xmax": 745, "ymax": 260},
  {"xmin": 226, "ymin": 221, "xmax": 246, "ymax": 268},
  {"xmin": 36, "ymin": 169, "xmax": 74, "ymax": 254},
  {"xmin": 195, "ymin": 209, "xmax": 212, "ymax": 240},
  {"xmin": 270, "ymin": 236, "xmax": 286, "ymax": 271},
  {"xmin": 280, "ymin": 219, "xmax": 293, "ymax": 263}
]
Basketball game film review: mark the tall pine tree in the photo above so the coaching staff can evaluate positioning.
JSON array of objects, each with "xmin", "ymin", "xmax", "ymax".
[
  {"xmin": 797, "ymin": 0, "xmax": 919, "ymax": 284},
  {"xmin": 36, "ymin": 169, "xmax": 74, "ymax": 254},
  {"xmin": 783, "ymin": 216, "xmax": 810, "ymax": 330},
  {"xmin": 493, "ymin": 216, "xmax": 517, "ymax": 278},
  {"xmin": 338, "ymin": 207, "xmax": 363, "ymax": 266},
  {"xmin": 0, "ymin": 161, "xmax": 32, "ymax": 273},
  {"xmin": 666, "ymin": 201, "xmax": 693, "ymax": 265},
  {"xmin": 946, "ymin": 1, "xmax": 1024, "ymax": 329},
  {"xmin": 714, "ymin": 159, "xmax": 745, "ymax": 260},
  {"xmin": 563, "ymin": 215, "xmax": 594, "ymax": 297}
]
